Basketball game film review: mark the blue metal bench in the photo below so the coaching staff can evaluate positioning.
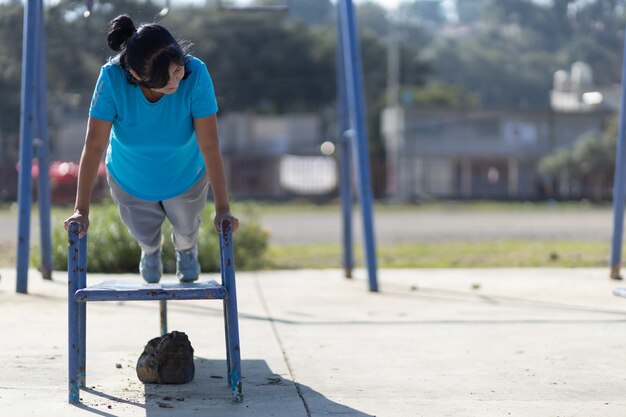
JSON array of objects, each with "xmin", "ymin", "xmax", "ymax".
[{"xmin": 67, "ymin": 219, "xmax": 242, "ymax": 403}]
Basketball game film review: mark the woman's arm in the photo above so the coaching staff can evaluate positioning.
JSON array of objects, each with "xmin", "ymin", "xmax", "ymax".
[
  {"xmin": 194, "ymin": 114, "xmax": 239, "ymax": 232},
  {"xmin": 63, "ymin": 117, "xmax": 112, "ymax": 236}
]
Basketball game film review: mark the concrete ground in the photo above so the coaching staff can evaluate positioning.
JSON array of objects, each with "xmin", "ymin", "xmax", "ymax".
[{"xmin": 2, "ymin": 266, "xmax": 626, "ymax": 416}]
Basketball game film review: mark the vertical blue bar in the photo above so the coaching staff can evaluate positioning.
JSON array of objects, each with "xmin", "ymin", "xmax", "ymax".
[
  {"xmin": 338, "ymin": 0, "xmax": 379, "ymax": 292},
  {"xmin": 160, "ymin": 300, "xmax": 168, "ymax": 336},
  {"xmin": 78, "ymin": 233, "xmax": 87, "ymax": 387},
  {"xmin": 221, "ymin": 219, "xmax": 242, "ymax": 401},
  {"xmin": 336, "ymin": 10, "xmax": 353, "ymax": 279},
  {"xmin": 16, "ymin": 0, "xmax": 38, "ymax": 293},
  {"xmin": 219, "ymin": 231, "xmax": 231, "ymax": 385},
  {"xmin": 36, "ymin": 0, "xmax": 52, "ymax": 280},
  {"xmin": 610, "ymin": 25, "xmax": 626, "ymax": 280},
  {"xmin": 67, "ymin": 222, "xmax": 80, "ymax": 403}
]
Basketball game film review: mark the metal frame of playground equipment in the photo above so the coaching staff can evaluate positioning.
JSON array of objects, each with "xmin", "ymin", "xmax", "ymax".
[
  {"xmin": 67, "ymin": 219, "xmax": 242, "ymax": 403},
  {"xmin": 611, "ymin": 28, "xmax": 626, "ymax": 280},
  {"xmin": 610, "ymin": 27, "xmax": 626, "ymax": 306},
  {"xmin": 335, "ymin": 0, "xmax": 379, "ymax": 291},
  {"xmin": 16, "ymin": 0, "xmax": 378, "ymax": 292},
  {"xmin": 16, "ymin": 0, "xmax": 53, "ymax": 293}
]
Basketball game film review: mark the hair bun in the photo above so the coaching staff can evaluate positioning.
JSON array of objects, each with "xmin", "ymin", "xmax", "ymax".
[{"xmin": 107, "ymin": 14, "xmax": 136, "ymax": 52}]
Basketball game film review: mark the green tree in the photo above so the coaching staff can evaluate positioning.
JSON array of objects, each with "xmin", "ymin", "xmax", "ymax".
[
  {"xmin": 432, "ymin": 31, "xmax": 555, "ymax": 109},
  {"xmin": 423, "ymin": 0, "xmax": 626, "ymax": 110},
  {"xmin": 286, "ymin": 0, "xmax": 333, "ymax": 27},
  {"xmin": 356, "ymin": 1, "xmax": 388, "ymax": 38},
  {"xmin": 455, "ymin": 0, "xmax": 482, "ymax": 25},
  {"xmin": 0, "ymin": 2, "xmax": 25, "ymax": 153},
  {"xmin": 407, "ymin": 82, "xmax": 478, "ymax": 108},
  {"xmin": 398, "ymin": 0, "xmax": 446, "ymax": 28},
  {"xmin": 539, "ymin": 115, "xmax": 617, "ymax": 200},
  {"xmin": 164, "ymin": 9, "xmax": 335, "ymax": 113}
]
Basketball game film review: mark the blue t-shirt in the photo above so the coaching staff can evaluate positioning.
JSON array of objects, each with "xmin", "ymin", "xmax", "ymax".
[{"xmin": 89, "ymin": 56, "xmax": 218, "ymax": 201}]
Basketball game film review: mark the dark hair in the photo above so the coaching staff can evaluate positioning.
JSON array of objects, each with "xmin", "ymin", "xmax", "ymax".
[{"xmin": 106, "ymin": 14, "xmax": 191, "ymax": 89}]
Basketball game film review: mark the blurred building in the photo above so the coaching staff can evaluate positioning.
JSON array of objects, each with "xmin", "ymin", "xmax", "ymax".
[
  {"xmin": 218, "ymin": 112, "xmax": 337, "ymax": 199},
  {"xmin": 382, "ymin": 61, "xmax": 616, "ymax": 201},
  {"xmin": 19, "ymin": 107, "xmax": 336, "ymax": 202}
]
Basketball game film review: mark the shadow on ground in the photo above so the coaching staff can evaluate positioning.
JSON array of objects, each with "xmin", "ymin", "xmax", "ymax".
[{"xmin": 73, "ymin": 358, "xmax": 373, "ymax": 417}]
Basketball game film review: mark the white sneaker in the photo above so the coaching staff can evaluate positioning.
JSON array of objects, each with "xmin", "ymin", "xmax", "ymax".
[{"xmin": 176, "ymin": 247, "xmax": 200, "ymax": 282}]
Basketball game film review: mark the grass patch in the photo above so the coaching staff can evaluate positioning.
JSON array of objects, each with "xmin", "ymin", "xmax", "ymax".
[
  {"xmin": 23, "ymin": 201, "xmax": 269, "ymax": 273},
  {"xmin": 268, "ymin": 240, "xmax": 611, "ymax": 269},
  {"xmin": 0, "ymin": 241, "xmax": 16, "ymax": 267},
  {"xmin": 0, "ymin": 200, "xmax": 614, "ymax": 270},
  {"xmin": 1, "ymin": 238, "xmax": 613, "ymax": 270}
]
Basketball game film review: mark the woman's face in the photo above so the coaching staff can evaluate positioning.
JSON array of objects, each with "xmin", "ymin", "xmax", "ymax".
[{"xmin": 151, "ymin": 63, "xmax": 184, "ymax": 95}]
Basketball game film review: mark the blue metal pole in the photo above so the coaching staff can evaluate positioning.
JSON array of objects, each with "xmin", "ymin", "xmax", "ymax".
[
  {"xmin": 339, "ymin": 139, "xmax": 354, "ymax": 279},
  {"xmin": 336, "ymin": 11, "xmax": 354, "ymax": 279},
  {"xmin": 78, "ymin": 232, "xmax": 87, "ymax": 388},
  {"xmin": 220, "ymin": 228, "xmax": 231, "ymax": 386},
  {"xmin": 338, "ymin": 0, "xmax": 379, "ymax": 292},
  {"xmin": 36, "ymin": 0, "xmax": 52, "ymax": 280},
  {"xmin": 160, "ymin": 300, "xmax": 168, "ymax": 336},
  {"xmin": 68, "ymin": 222, "xmax": 80, "ymax": 403},
  {"xmin": 16, "ymin": 0, "xmax": 38, "ymax": 293},
  {"xmin": 610, "ymin": 26, "xmax": 626, "ymax": 280},
  {"xmin": 220, "ymin": 219, "xmax": 242, "ymax": 401}
]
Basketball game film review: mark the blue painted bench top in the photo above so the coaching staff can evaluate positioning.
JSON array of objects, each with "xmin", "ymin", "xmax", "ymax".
[{"xmin": 74, "ymin": 280, "xmax": 227, "ymax": 302}]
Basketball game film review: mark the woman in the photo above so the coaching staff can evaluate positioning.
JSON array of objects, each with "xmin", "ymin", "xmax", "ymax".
[{"xmin": 64, "ymin": 14, "xmax": 238, "ymax": 283}]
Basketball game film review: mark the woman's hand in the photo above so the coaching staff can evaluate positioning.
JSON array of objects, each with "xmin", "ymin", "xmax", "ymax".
[
  {"xmin": 214, "ymin": 210, "xmax": 239, "ymax": 233},
  {"xmin": 64, "ymin": 209, "xmax": 90, "ymax": 238}
]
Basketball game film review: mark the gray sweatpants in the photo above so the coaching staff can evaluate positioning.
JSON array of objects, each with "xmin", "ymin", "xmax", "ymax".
[{"xmin": 107, "ymin": 171, "xmax": 210, "ymax": 254}]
